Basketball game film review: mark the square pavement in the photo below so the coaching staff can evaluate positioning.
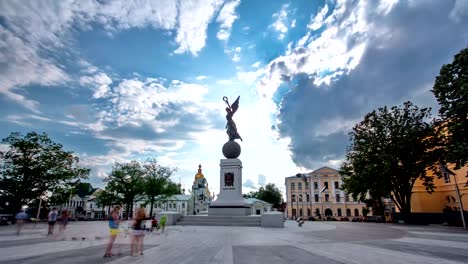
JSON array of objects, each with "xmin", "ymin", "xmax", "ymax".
[{"xmin": 0, "ymin": 221, "xmax": 467, "ymax": 264}]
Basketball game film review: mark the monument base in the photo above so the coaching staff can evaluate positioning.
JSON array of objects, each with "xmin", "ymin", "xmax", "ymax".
[{"xmin": 208, "ymin": 205, "xmax": 251, "ymax": 216}]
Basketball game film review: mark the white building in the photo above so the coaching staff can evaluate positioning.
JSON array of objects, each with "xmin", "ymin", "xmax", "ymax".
[
  {"xmin": 244, "ymin": 198, "xmax": 272, "ymax": 215},
  {"xmin": 134, "ymin": 195, "xmax": 195, "ymax": 217}
]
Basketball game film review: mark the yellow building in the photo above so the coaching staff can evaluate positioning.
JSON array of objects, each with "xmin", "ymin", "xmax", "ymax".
[
  {"xmin": 285, "ymin": 167, "xmax": 369, "ymax": 219},
  {"xmin": 411, "ymin": 165, "xmax": 468, "ymax": 213}
]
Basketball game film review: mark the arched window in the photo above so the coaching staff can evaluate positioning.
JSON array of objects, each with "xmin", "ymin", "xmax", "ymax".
[
  {"xmin": 292, "ymin": 209, "xmax": 296, "ymax": 217},
  {"xmin": 307, "ymin": 208, "xmax": 311, "ymax": 217},
  {"xmin": 325, "ymin": 208, "xmax": 332, "ymax": 216},
  {"xmin": 337, "ymin": 208, "xmax": 342, "ymax": 216},
  {"xmin": 299, "ymin": 208, "xmax": 303, "ymax": 216},
  {"xmin": 354, "ymin": 208, "xmax": 359, "ymax": 216},
  {"xmin": 346, "ymin": 209, "xmax": 351, "ymax": 216}
]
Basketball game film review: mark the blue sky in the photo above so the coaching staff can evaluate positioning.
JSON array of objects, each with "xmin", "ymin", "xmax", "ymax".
[{"xmin": 1, "ymin": 0, "xmax": 467, "ymax": 196}]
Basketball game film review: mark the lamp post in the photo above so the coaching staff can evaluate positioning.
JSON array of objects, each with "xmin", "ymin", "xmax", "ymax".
[{"xmin": 453, "ymin": 172, "xmax": 466, "ymax": 230}]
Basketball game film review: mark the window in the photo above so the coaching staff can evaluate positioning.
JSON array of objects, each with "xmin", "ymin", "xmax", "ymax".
[
  {"xmin": 292, "ymin": 209, "xmax": 296, "ymax": 217},
  {"xmin": 337, "ymin": 208, "xmax": 342, "ymax": 216},
  {"xmin": 299, "ymin": 208, "xmax": 303, "ymax": 216},
  {"xmin": 305, "ymin": 181, "xmax": 309, "ymax": 189},
  {"xmin": 306, "ymin": 194, "xmax": 310, "ymax": 202},
  {"xmin": 298, "ymin": 182, "xmax": 302, "ymax": 190},
  {"xmin": 169, "ymin": 204, "xmax": 172, "ymax": 208},
  {"xmin": 299, "ymin": 194, "xmax": 303, "ymax": 202},
  {"xmin": 325, "ymin": 194, "xmax": 329, "ymax": 202},
  {"xmin": 173, "ymin": 203, "xmax": 176, "ymax": 208},
  {"xmin": 314, "ymin": 182, "xmax": 318, "ymax": 189},
  {"xmin": 334, "ymin": 181, "xmax": 339, "ymax": 189},
  {"xmin": 444, "ymin": 172, "xmax": 451, "ymax": 183},
  {"xmin": 315, "ymin": 208, "xmax": 320, "ymax": 216},
  {"xmin": 291, "ymin": 182, "xmax": 295, "ymax": 190},
  {"xmin": 346, "ymin": 209, "xmax": 351, "ymax": 216},
  {"xmin": 336, "ymin": 194, "xmax": 341, "ymax": 203},
  {"xmin": 90, "ymin": 204, "xmax": 93, "ymax": 209},
  {"xmin": 345, "ymin": 194, "xmax": 350, "ymax": 202},
  {"xmin": 182, "ymin": 203, "xmax": 185, "ymax": 208},
  {"xmin": 324, "ymin": 182, "xmax": 329, "ymax": 189},
  {"xmin": 354, "ymin": 208, "xmax": 359, "ymax": 216},
  {"xmin": 314, "ymin": 194, "xmax": 319, "ymax": 202},
  {"xmin": 291, "ymin": 194, "xmax": 296, "ymax": 202},
  {"xmin": 307, "ymin": 208, "xmax": 311, "ymax": 217}
]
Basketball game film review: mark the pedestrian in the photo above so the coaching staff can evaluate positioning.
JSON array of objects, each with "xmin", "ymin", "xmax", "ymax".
[
  {"xmin": 47, "ymin": 208, "xmax": 58, "ymax": 236},
  {"xmin": 150, "ymin": 216, "xmax": 158, "ymax": 232},
  {"xmin": 59, "ymin": 209, "xmax": 69, "ymax": 233},
  {"xmin": 104, "ymin": 205, "xmax": 121, "ymax": 258},
  {"xmin": 159, "ymin": 214, "xmax": 166, "ymax": 234},
  {"xmin": 131, "ymin": 207, "xmax": 148, "ymax": 256},
  {"xmin": 15, "ymin": 209, "xmax": 29, "ymax": 235}
]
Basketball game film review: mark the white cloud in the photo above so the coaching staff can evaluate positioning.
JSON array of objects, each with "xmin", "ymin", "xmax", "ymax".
[
  {"xmin": 251, "ymin": 61, "xmax": 261, "ymax": 68},
  {"xmin": 243, "ymin": 179, "xmax": 257, "ymax": 189},
  {"xmin": 291, "ymin": 19, "xmax": 296, "ymax": 28},
  {"xmin": 271, "ymin": 4, "xmax": 290, "ymax": 40},
  {"xmin": 175, "ymin": 0, "xmax": 224, "ymax": 55},
  {"xmin": 80, "ymin": 72, "xmax": 113, "ymax": 99},
  {"xmin": 232, "ymin": 54, "xmax": 241, "ymax": 62},
  {"xmin": 196, "ymin": 75, "xmax": 208, "ymax": 80},
  {"xmin": 0, "ymin": 0, "xmax": 229, "ymax": 108},
  {"xmin": 450, "ymin": 0, "xmax": 468, "ymax": 22},
  {"xmin": 216, "ymin": 0, "xmax": 241, "ymax": 41},
  {"xmin": 308, "ymin": 3, "xmax": 329, "ymax": 30}
]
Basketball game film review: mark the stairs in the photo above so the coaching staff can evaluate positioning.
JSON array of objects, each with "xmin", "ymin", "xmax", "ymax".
[{"xmin": 177, "ymin": 215, "xmax": 261, "ymax": 227}]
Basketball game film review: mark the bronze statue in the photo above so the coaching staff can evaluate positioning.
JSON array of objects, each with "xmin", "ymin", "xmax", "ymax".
[{"xmin": 223, "ymin": 96, "xmax": 243, "ymax": 141}]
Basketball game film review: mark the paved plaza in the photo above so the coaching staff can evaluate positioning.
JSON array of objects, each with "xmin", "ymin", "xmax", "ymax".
[{"xmin": 0, "ymin": 221, "xmax": 467, "ymax": 264}]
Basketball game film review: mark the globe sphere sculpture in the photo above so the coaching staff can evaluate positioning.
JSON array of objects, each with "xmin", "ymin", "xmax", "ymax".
[{"xmin": 222, "ymin": 141, "xmax": 241, "ymax": 159}]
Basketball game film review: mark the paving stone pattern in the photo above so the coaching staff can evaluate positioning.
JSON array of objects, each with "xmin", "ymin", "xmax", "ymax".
[{"xmin": 0, "ymin": 221, "xmax": 467, "ymax": 264}]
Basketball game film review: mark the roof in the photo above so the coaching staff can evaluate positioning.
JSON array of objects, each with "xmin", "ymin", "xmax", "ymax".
[
  {"xmin": 157, "ymin": 194, "xmax": 193, "ymax": 201},
  {"xmin": 244, "ymin": 198, "xmax": 271, "ymax": 205},
  {"xmin": 310, "ymin": 166, "xmax": 339, "ymax": 174}
]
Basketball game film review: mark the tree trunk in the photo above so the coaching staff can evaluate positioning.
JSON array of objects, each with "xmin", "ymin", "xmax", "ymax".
[{"xmin": 149, "ymin": 196, "xmax": 155, "ymax": 217}]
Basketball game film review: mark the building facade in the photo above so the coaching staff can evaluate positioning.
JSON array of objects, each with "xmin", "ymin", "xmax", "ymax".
[
  {"xmin": 411, "ymin": 165, "xmax": 468, "ymax": 213},
  {"xmin": 285, "ymin": 166, "xmax": 367, "ymax": 219},
  {"xmin": 191, "ymin": 164, "xmax": 214, "ymax": 213},
  {"xmin": 244, "ymin": 198, "xmax": 272, "ymax": 215}
]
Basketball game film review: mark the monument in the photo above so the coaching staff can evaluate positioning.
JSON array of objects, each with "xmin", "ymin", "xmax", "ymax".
[{"xmin": 209, "ymin": 96, "xmax": 251, "ymax": 216}]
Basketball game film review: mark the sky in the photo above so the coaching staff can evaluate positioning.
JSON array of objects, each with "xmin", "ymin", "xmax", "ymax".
[{"xmin": 0, "ymin": 0, "xmax": 467, "ymax": 197}]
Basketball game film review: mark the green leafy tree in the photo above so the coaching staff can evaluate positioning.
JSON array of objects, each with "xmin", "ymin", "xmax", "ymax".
[
  {"xmin": 104, "ymin": 161, "xmax": 145, "ymax": 219},
  {"xmin": 142, "ymin": 159, "xmax": 178, "ymax": 217},
  {"xmin": 242, "ymin": 191, "xmax": 258, "ymax": 198},
  {"xmin": 432, "ymin": 47, "xmax": 468, "ymax": 169},
  {"xmin": 256, "ymin": 183, "xmax": 283, "ymax": 209},
  {"xmin": 96, "ymin": 190, "xmax": 120, "ymax": 215},
  {"xmin": 0, "ymin": 132, "xmax": 89, "ymax": 213},
  {"xmin": 341, "ymin": 102, "xmax": 439, "ymax": 221}
]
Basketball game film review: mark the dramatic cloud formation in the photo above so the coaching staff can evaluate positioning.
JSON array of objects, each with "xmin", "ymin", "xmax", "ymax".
[
  {"xmin": 1, "ymin": 0, "xmax": 466, "ymax": 193},
  {"xmin": 264, "ymin": 0, "xmax": 468, "ymax": 168}
]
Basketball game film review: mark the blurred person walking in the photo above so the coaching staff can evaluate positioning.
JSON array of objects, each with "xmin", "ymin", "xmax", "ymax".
[
  {"xmin": 104, "ymin": 205, "xmax": 121, "ymax": 258},
  {"xmin": 131, "ymin": 208, "xmax": 148, "ymax": 256},
  {"xmin": 59, "ymin": 209, "xmax": 69, "ymax": 233},
  {"xmin": 159, "ymin": 214, "xmax": 167, "ymax": 234},
  {"xmin": 47, "ymin": 208, "xmax": 58, "ymax": 236},
  {"xmin": 15, "ymin": 209, "xmax": 29, "ymax": 235}
]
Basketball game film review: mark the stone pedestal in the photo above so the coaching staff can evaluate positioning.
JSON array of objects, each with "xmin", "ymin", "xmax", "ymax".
[{"xmin": 209, "ymin": 158, "xmax": 250, "ymax": 216}]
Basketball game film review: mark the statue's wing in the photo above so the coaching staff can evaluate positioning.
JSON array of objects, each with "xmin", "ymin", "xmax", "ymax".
[{"xmin": 231, "ymin": 96, "xmax": 240, "ymax": 114}]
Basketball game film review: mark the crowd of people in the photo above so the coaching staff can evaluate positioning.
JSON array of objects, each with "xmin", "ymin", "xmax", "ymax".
[{"xmin": 14, "ymin": 206, "xmax": 167, "ymax": 258}]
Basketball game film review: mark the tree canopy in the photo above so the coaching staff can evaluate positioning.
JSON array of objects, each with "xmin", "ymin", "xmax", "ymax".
[
  {"xmin": 0, "ymin": 132, "xmax": 89, "ymax": 212},
  {"xmin": 243, "ymin": 183, "xmax": 282, "ymax": 209},
  {"xmin": 341, "ymin": 102, "xmax": 439, "ymax": 220},
  {"xmin": 432, "ymin": 47, "xmax": 468, "ymax": 169}
]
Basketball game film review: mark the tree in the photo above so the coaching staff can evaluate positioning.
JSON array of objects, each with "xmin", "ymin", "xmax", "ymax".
[
  {"xmin": 432, "ymin": 47, "xmax": 468, "ymax": 169},
  {"xmin": 341, "ymin": 102, "xmax": 439, "ymax": 221},
  {"xmin": 104, "ymin": 161, "xmax": 145, "ymax": 219},
  {"xmin": 96, "ymin": 190, "xmax": 119, "ymax": 215},
  {"xmin": 142, "ymin": 159, "xmax": 178, "ymax": 217},
  {"xmin": 0, "ymin": 132, "xmax": 89, "ymax": 213},
  {"xmin": 242, "ymin": 191, "xmax": 257, "ymax": 198},
  {"xmin": 255, "ymin": 183, "xmax": 282, "ymax": 209}
]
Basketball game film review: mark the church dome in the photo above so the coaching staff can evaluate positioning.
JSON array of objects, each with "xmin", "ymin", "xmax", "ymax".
[{"xmin": 195, "ymin": 164, "xmax": 204, "ymax": 179}]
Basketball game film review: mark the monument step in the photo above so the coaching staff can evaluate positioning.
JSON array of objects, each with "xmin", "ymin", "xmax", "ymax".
[
  {"xmin": 178, "ymin": 218, "xmax": 261, "ymax": 223},
  {"xmin": 176, "ymin": 221, "xmax": 260, "ymax": 227}
]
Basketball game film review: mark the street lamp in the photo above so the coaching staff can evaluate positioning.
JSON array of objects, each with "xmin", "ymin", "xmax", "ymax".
[{"xmin": 440, "ymin": 163, "xmax": 466, "ymax": 230}]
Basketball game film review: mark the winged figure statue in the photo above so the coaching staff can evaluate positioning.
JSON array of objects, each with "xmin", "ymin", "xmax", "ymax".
[{"xmin": 223, "ymin": 96, "xmax": 243, "ymax": 141}]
